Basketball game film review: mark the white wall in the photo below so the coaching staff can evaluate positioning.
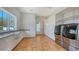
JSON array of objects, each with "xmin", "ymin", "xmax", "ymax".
[
  {"xmin": 44, "ymin": 14, "xmax": 55, "ymax": 40},
  {"xmin": 44, "ymin": 8, "xmax": 66, "ymax": 40},
  {"xmin": 21, "ymin": 13, "xmax": 36, "ymax": 37}
]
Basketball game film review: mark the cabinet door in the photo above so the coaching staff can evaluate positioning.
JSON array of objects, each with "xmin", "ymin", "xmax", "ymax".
[
  {"xmin": 55, "ymin": 35, "xmax": 61, "ymax": 41},
  {"xmin": 56, "ymin": 13, "xmax": 63, "ymax": 21},
  {"xmin": 56, "ymin": 20, "xmax": 63, "ymax": 25},
  {"xmin": 76, "ymin": 41, "xmax": 79, "ymax": 49},
  {"xmin": 69, "ymin": 39, "xmax": 76, "ymax": 48},
  {"xmin": 76, "ymin": 25, "xmax": 79, "ymax": 49},
  {"xmin": 62, "ymin": 37, "xmax": 70, "ymax": 50},
  {"xmin": 69, "ymin": 46, "xmax": 79, "ymax": 51},
  {"xmin": 56, "ymin": 11, "xmax": 64, "ymax": 25},
  {"xmin": 55, "ymin": 35, "xmax": 64, "ymax": 46},
  {"xmin": 55, "ymin": 39, "xmax": 61, "ymax": 45},
  {"xmin": 14, "ymin": 32, "xmax": 19, "ymax": 39},
  {"xmin": 63, "ymin": 8, "xmax": 74, "ymax": 24},
  {"xmin": 74, "ymin": 7, "xmax": 79, "ymax": 23},
  {"xmin": 0, "ymin": 33, "xmax": 15, "ymax": 51}
]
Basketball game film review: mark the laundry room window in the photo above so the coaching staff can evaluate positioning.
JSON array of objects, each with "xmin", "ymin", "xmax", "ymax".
[
  {"xmin": 9, "ymin": 15, "xmax": 17, "ymax": 31},
  {"xmin": 0, "ymin": 10, "xmax": 3, "ymax": 31},
  {"xmin": 3, "ymin": 11, "xmax": 8, "ymax": 31},
  {"xmin": 0, "ymin": 8, "xmax": 17, "ymax": 32}
]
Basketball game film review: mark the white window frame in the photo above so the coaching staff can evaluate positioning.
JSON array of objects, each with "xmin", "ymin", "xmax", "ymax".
[{"xmin": 0, "ymin": 7, "xmax": 17, "ymax": 32}]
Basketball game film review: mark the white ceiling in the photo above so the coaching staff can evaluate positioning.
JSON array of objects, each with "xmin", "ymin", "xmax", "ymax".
[{"xmin": 18, "ymin": 7, "xmax": 66, "ymax": 16}]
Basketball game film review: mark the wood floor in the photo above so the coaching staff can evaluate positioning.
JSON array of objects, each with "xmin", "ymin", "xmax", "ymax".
[{"xmin": 13, "ymin": 35, "xmax": 66, "ymax": 51}]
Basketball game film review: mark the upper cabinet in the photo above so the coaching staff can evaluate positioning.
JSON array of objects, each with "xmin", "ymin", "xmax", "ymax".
[
  {"xmin": 56, "ymin": 7, "xmax": 79, "ymax": 25},
  {"xmin": 63, "ymin": 8, "xmax": 74, "ymax": 24},
  {"xmin": 56, "ymin": 11, "xmax": 64, "ymax": 25},
  {"xmin": 74, "ymin": 7, "xmax": 79, "ymax": 16},
  {"xmin": 63, "ymin": 8, "xmax": 74, "ymax": 19},
  {"xmin": 56, "ymin": 11, "xmax": 64, "ymax": 21},
  {"xmin": 74, "ymin": 7, "xmax": 79, "ymax": 23}
]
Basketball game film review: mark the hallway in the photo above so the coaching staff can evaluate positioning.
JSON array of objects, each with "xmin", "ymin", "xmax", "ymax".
[{"xmin": 13, "ymin": 35, "xmax": 66, "ymax": 51}]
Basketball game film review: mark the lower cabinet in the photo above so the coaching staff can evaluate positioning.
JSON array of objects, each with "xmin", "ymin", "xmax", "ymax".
[
  {"xmin": 55, "ymin": 39, "xmax": 61, "ymax": 46},
  {"xmin": 76, "ymin": 40, "xmax": 79, "ymax": 49},
  {"xmin": 68, "ymin": 46, "xmax": 79, "ymax": 51},
  {"xmin": 69, "ymin": 39, "xmax": 79, "ymax": 51},
  {"xmin": 63, "ymin": 37, "xmax": 70, "ymax": 50},
  {"xmin": 55, "ymin": 36, "xmax": 79, "ymax": 51},
  {"xmin": 0, "ymin": 32, "xmax": 23, "ymax": 51},
  {"xmin": 0, "ymin": 33, "xmax": 15, "ymax": 51},
  {"xmin": 63, "ymin": 42, "xmax": 69, "ymax": 50},
  {"xmin": 55, "ymin": 35, "xmax": 63, "ymax": 47}
]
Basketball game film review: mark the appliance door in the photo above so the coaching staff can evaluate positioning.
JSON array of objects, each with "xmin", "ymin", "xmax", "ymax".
[
  {"xmin": 55, "ymin": 26, "xmax": 58, "ymax": 35},
  {"xmin": 76, "ymin": 25, "xmax": 79, "ymax": 49},
  {"xmin": 55, "ymin": 25, "xmax": 61, "ymax": 35},
  {"xmin": 63, "ymin": 24, "xmax": 77, "ymax": 40}
]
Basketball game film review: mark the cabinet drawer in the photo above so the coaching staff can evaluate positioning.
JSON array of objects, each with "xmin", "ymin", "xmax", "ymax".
[
  {"xmin": 56, "ymin": 41, "xmax": 61, "ymax": 46},
  {"xmin": 62, "ymin": 37, "xmax": 70, "ymax": 43},
  {"xmin": 63, "ymin": 42, "xmax": 70, "ymax": 50},
  {"xmin": 55, "ymin": 35, "xmax": 61, "ymax": 41},
  {"xmin": 70, "ymin": 39, "xmax": 76, "ymax": 47},
  {"xmin": 55, "ymin": 38, "xmax": 61, "ymax": 41},
  {"xmin": 75, "ymin": 40, "xmax": 79, "ymax": 49},
  {"xmin": 69, "ymin": 46, "xmax": 79, "ymax": 51},
  {"xmin": 74, "ymin": 7, "xmax": 79, "ymax": 16},
  {"xmin": 55, "ymin": 39, "xmax": 63, "ymax": 47}
]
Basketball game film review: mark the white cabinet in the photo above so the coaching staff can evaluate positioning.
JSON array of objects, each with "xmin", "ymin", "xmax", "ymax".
[
  {"xmin": 55, "ymin": 7, "xmax": 79, "ymax": 51},
  {"xmin": 56, "ymin": 12, "xmax": 63, "ymax": 21},
  {"xmin": 0, "ymin": 31, "xmax": 23, "ymax": 51},
  {"xmin": 69, "ymin": 46, "xmax": 79, "ymax": 51},
  {"xmin": 63, "ymin": 19, "xmax": 74, "ymax": 24},
  {"xmin": 64, "ymin": 8, "xmax": 74, "ymax": 18},
  {"xmin": 56, "ymin": 8, "xmax": 74, "ymax": 25},
  {"xmin": 0, "ymin": 33, "xmax": 14, "ymax": 50},
  {"xmin": 56, "ymin": 7, "xmax": 79, "ymax": 25},
  {"xmin": 74, "ymin": 8, "xmax": 79, "ymax": 16},
  {"xmin": 74, "ymin": 7, "xmax": 79, "ymax": 23},
  {"xmin": 56, "ymin": 11, "xmax": 64, "ymax": 25},
  {"xmin": 63, "ymin": 8, "xmax": 74, "ymax": 24},
  {"xmin": 56, "ymin": 20, "xmax": 63, "ymax": 25},
  {"xmin": 63, "ymin": 7, "xmax": 79, "ymax": 24}
]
